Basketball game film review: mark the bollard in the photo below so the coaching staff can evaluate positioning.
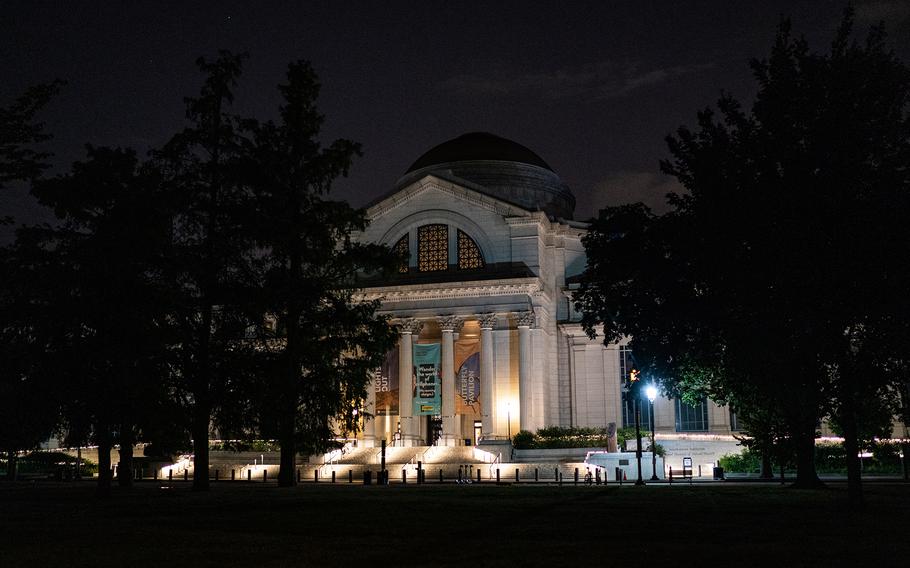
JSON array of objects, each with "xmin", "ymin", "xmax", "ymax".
[
  {"xmin": 669, "ymin": 467, "xmax": 674, "ymax": 484},
  {"xmin": 555, "ymin": 467, "xmax": 559, "ymax": 480},
  {"xmin": 263, "ymin": 469, "xmax": 267, "ymax": 482},
  {"xmin": 349, "ymin": 470, "xmax": 353, "ymax": 483},
  {"xmin": 315, "ymin": 470, "xmax": 319, "ymax": 483},
  {"xmin": 215, "ymin": 470, "xmax": 219, "ymax": 482},
  {"xmin": 332, "ymin": 471, "xmax": 336, "ymax": 483},
  {"xmin": 402, "ymin": 470, "xmax": 407, "ymax": 484},
  {"xmin": 496, "ymin": 468, "xmax": 500, "ymax": 483},
  {"xmin": 168, "ymin": 469, "xmax": 173, "ymax": 482},
  {"xmin": 247, "ymin": 469, "xmax": 252, "ymax": 481},
  {"xmin": 184, "ymin": 469, "xmax": 188, "ymax": 482},
  {"xmin": 596, "ymin": 469, "xmax": 601, "ymax": 485},
  {"xmin": 574, "ymin": 468, "xmax": 579, "ymax": 486},
  {"xmin": 515, "ymin": 468, "xmax": 520, "ymax": 483},
  {"xmin": 417, "ymin": 461, "xmax": 423, "ymax": 484},
  {"xmin": 439, "ymin": 469, "xmax": 444, "ymax": 483},
  {"xmin": 231, "ymin": 469, "xmax": 235, "ymax": 481},
  {"xmin": 476, "ymin": 469, "xmax": 481, "ymax": 483},
  {"xmin": 559, "ymin": 472, "xmax": 563, "ymax": 485},
  {"xmin": 535, "ymin": 467, "xmax": 539, "ymax": 482},
  {"xmin": 297, "ymin": 469, "xmax": 301, "ymax": 483},
  {"xmin": 154, "ymin": 469, "xmax": 158, "ymax": 481},
  {"xmin": 698, "ymin": 465, "xmax": 702, "ymax": 477}
]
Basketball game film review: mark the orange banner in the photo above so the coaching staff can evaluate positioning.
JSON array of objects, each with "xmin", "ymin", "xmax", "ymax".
[{"xmin": 454, "ymin": 339, "xmax": 481, "ymax": 416}]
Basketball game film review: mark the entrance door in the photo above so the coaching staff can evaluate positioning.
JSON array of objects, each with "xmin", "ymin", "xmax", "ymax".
[
  {"xmin": 473, "ymin": 420, "xmax": 482, "ymax": 445},
  {"xmin": 428, "ymin": 415, "xmax": 442, "ymax": 446}
]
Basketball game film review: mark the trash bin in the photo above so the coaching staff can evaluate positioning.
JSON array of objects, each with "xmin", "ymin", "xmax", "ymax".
[
  {"xmin": 363, "ymin": 470, "xmax": 372, "ymax": 485},
  {"xmin": 713, "ymin": 466, "xmax": 725, "ymax": 480}
]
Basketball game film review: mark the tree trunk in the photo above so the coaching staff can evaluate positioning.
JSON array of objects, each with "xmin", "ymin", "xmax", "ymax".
[
  {"xmin": 759, "ymin": 449, "xmax": 774, "ymax": 479},
  {"xmin": 117, "ymin": 426, "xmax": 134, "ymax": 488},
  {"xmin": 792, "ymin": 419, "xmax": 823, "ymax": 489},
  {"xmin": 191, "ymin": 395, "xmax": 210, "ymax": 491},
  {"xmin": 278, "ymin": 411, "xmax": 297, "ymax": 487},
  {"xmin": 902, "ymin": 442, "xmax": 910, "ymax": 481},
  {"xmin": 840, "ymin": 405, "xmax": 863, "ymax": 508},
  {"xmin": 96, "ymin": 427, "xmax": 113, "ymax": 498},
  {"xmin": 278, "ymin": 313, "xmax": 300, "ymax": 488},
  {"xmin": 192, "ymin": 305, "xmax": 212, "ymax": 492}
]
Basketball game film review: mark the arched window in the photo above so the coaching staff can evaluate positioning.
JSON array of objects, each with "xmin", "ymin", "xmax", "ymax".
[
  {"xmin": 417, "ymin": 224, "xmax": 448, "ymax": 272},
  {"xmin": 393, "ymin": 234, "xmax": 409, "ymax": 273},
  {"xmin": 457, "ymin": 229, "xmax": 485, "ymax": 269}
]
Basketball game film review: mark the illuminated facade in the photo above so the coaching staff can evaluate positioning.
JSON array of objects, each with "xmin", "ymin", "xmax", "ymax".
[{"xmin": 353, "ymin": 132, "xmax": 740, "ymax": 448}]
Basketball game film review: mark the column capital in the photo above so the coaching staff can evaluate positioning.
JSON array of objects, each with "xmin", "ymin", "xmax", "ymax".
[
  {"xmin": 437, "ymin": 314, "xmax": 463, "ymax": 333},
  {"xmin": 515, "ymin": 310, "xmax": 536, "ymax": 328},
  {"xmin": 477, "ymin": 313, "xmax": 498, "ymax": 330},
  {"xmin": 396, "ymin": 317, "xmax": 423, "ymax": 335}
]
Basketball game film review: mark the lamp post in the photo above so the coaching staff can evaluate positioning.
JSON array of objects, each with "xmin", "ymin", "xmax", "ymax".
[
  {"xmin": 631, "ymin": 370, "xmax": 645, "ymax": 486},
  {"xmin": 645, "ymin": 384, "xmax": 659, "ymax": 481},
  {"xmin": 507, "ymin": 402, "xmax": 512, "ymax": 440}
]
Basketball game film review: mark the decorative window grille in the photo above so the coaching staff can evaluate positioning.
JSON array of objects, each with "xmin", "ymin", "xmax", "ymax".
[
  {"xmin": 457, "ymin": 229, "xmax": 484, "ymax": 270},
  {"xmin": 417, "ymin": 224, "xmax": 448, "ymax": 272},
  {"xmin": 394, "ymin": 234, "xmax": 409, "ymax": 273},
  {"xmin": 675, "ymin": 398, "xmax": 709, "ymax": 432}
]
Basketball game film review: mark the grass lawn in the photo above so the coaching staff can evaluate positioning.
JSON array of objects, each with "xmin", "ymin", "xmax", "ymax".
[{"xmin": 1, "ymin": 481, "xmax": 908, "ymax": 567}]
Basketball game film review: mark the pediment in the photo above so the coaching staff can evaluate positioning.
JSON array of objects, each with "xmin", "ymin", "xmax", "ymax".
[{"xmin": 365, "ymin": 174, "xmax": 536, "ymax": 222}]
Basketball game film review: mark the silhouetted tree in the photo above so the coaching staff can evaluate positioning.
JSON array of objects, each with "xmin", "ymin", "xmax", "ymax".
[
  {"xmin": 28, "ymin": 146, "xmax": 174, "ymax": 495},
  {"xmin": 242, "ymin": 61, "xmax": 398, "ymax": 486},
  {"xmin": 0, "ymin": 82, "xmax": 63, "ymax": 479},
  {"xmin": 576, "ymin": 10, "xmax": 910, "ymax": 497},
  {"xmin": 155, "ymin": 51, "xmax": 258, "ymax": 491}
]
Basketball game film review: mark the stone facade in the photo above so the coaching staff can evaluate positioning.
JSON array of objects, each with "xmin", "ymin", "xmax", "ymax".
[{"xmin": 350, "ymin": 134, "xmax": 740, "ymax": 448}]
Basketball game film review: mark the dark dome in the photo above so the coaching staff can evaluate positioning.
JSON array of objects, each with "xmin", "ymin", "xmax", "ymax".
[
  {"xmin": 398, "ymin": 132, "xmax": 575, "ymax": 220},
  {"xmin": 406, "ymin": 132, "xmax": 553, "ymax": 173}
]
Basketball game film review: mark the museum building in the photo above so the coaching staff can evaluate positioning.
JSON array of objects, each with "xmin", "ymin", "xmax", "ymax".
[{"xmin": 353, "ymin": 132, "xmax": 740, "ymax": 449}]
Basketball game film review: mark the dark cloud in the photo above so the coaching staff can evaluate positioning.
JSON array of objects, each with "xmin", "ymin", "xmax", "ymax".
[
  {"xmin": 576, "ymin": 171, "xmax": 682, "ymax": 220},
  {"xmin": 855, "ymin": 0, "xmax": 910, "ymax": 24},
  {"xmin": 440, "ymin": 61, "xmax": 714, "ymax": 101}
]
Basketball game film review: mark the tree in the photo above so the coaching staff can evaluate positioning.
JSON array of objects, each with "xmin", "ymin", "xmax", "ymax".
[
  {"xmin": 0, "ymin": 82, "xmax": 63, "ymax": 478},
  {"xmin": 0, "ymin": 241, "xmax": 61, "ymax": 480},
  {"xmin": 28, "ymin": 146, "xmax": 175, "ymax": 495},
  {"xmin": 155, "ymin": 51, "xmax": 258, "ymax": 491},
  {"xmin": 575, "ymin": 10, "xmax": 910, "ymax": 496},
  {"xmin": 242, "ymin": 61, "xmax": 398, "ymax": 486}
]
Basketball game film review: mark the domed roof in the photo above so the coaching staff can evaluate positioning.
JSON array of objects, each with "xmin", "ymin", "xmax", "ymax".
[
  {"xmin": 398, "ymin": 132, "xmax": 575, "ymax": 220},
  {"xmin": 406, "ymin": 132, "xmax": 553, "ymax": 173}
]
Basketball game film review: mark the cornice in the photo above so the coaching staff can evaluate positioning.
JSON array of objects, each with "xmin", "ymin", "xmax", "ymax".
[{"xmin": 353, "ymin": 277, "xmax": 549, "ymax": 304}]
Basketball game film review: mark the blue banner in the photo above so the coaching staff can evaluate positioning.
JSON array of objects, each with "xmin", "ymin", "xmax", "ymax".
[{"xmin": 413, "ymin": 343, "xmax": 441, "ymax": 415}]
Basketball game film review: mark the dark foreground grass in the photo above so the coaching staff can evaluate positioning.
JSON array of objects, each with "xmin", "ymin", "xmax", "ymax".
[{"xmin": 2, "ymin": 481, "xmax": 908, "ymax": 567}]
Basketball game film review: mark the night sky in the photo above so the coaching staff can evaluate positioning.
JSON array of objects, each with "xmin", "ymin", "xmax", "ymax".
[{"xmin": 3, "ymin": 1, "xmax": 909, "ymax": 237}]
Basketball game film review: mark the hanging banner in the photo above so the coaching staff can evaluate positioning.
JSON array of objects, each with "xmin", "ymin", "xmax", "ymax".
[
  {"xmin": 455, "ymin": 339, "xmax": 481, "ymax": 415},
  {"xmin": 375, "ymin": 346, "xmax": 399, "ymax": 416},
  {"xmin": 413, "ymin": 343, "xmax": 441, "ymax": 415}
]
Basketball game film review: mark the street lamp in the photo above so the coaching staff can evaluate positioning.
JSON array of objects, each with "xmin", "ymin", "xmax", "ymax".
[
  {"xmin": 631, "ymin": 370, "xmax": 645, "ymax": 486},
  {"xmin": 645, "ymin": 384, "xmax": 659, "ymax": 481}
]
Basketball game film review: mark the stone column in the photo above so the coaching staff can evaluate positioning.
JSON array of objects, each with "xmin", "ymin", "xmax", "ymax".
[
  {"xmin": 517, "ymin": 310, "xmax": 535, "ymax": 433},
  {"xmin": 478, "ymin": 313, "xmax": 497, "ymax": 440},
  {"xmin": 438, "ymin": 315, "xmax": 461, "ymax": 446},
  {"xmin": 398, "ymin": 318, "xmax": 422, "ymax": 446},
  {"xmin": 363, "ymin": 370, "xmax": 377, "ymax": 447}
]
